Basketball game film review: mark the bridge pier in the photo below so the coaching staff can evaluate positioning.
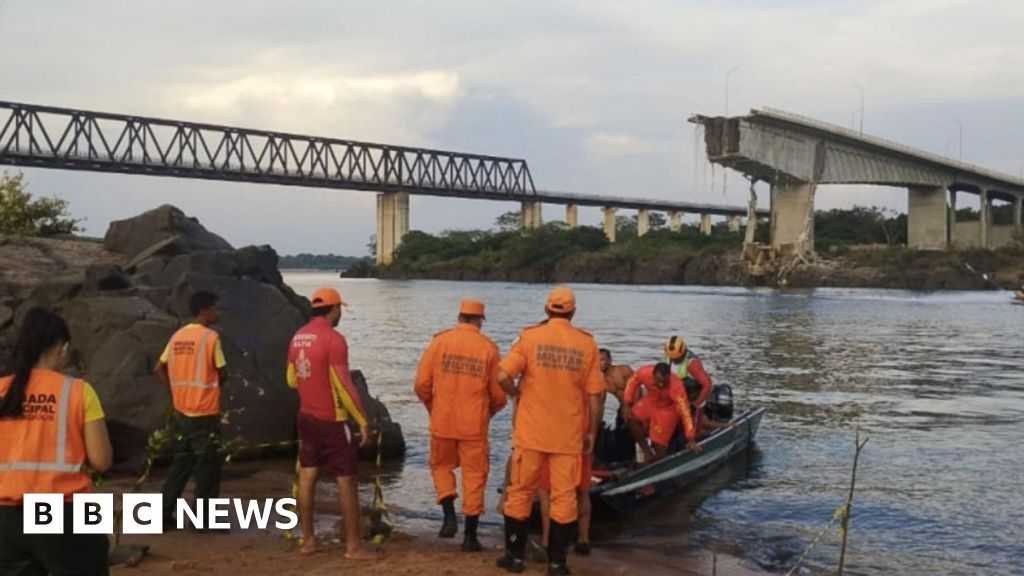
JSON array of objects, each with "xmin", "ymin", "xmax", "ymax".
[
  {"xmin": 770, "ymin": 182, "xmax": 815, "ymax": 255},
  {"xmin": 565, "ymin": 204, "xmax": 578, "ymax": 229},
  {"xmin": 669, "ymin": 211, "xmax": 682, "ymax": 232},
  {"xmin": 637, "ymin": 209, "xmax": 650, "ymax": 237},
  {"xmin": 699, "ymin": 213, "xmax": 712, "ymax": 236},
  {"xmin": 375, "ymin": 192, "xmax": 409, "ymax": 265},
  {"xmin": 1015, "ymin": 197, "xmax": 1023, "ymax": 227},
  {"xmin": 603, "ymin": 207, "xmax": 617, "ymax": 243},
  {"xmin": 907, "ymin": 186, "xmax": 949, "ymax": 250},
  {"xmin": 727, "ymin": 215, "xmax": 741, "ymax": 233},
  {"xmin": 521, "ymin": 200, "xmax": 542, "ymax": 229},
  {"xmin": 980, "ymin": 190, "xmax": 990, "ymax": 249}
]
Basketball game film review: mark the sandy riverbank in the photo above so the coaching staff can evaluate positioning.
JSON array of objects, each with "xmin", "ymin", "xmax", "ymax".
[{"xmin": 106, "ymin": 462, "xmax": 761, "ymax": 576}]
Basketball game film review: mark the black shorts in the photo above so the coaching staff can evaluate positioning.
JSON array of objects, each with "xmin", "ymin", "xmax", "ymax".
[
  {"xmin": 0, "ymin": 503, "xmax": 109, "ymax": 576},
  {"xmin": 297, "ymin": 413, "xmax": 358, "ymax": 477}
]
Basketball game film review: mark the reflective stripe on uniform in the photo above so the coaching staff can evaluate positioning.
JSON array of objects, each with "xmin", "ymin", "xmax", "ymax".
[
  {"xmin": 170, "ymin": 328, "xmax": 216, "ymax": 389},
  {"xmin": 0, "ymin": 376, "xmax": 81, "ymax": 473}
]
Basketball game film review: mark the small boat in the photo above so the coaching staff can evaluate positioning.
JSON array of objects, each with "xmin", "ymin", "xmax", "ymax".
[{"xmin": 590, "ymin": 407, "xmax": 766, "ymax": 514}]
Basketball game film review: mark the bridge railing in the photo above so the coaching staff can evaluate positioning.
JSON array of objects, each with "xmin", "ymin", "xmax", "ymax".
[{"xmin": 0, "ymin": 101, "xmax": 536, "ymax": 197}]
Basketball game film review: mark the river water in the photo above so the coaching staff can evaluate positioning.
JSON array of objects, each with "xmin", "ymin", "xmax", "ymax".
[{"xmin": 283, "ymin": 273, "xmax": 1024, "ymax": 576}]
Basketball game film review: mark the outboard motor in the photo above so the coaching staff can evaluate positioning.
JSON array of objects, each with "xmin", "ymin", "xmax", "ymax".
[{"xmin": 704, "ymin": 384, "xmax": 734, "ymax": 421}]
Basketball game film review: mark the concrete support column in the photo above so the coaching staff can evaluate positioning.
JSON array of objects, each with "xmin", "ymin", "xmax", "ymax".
[
  {"xmin": 1014, "ymin": 196, "xmax": 1022, "ymax": 227},
  {"xmin": 669, "ymin": 211, "xmax": 682, "ymax": 232},
  {"xmin": 979, "ymin": 190, "xmax": 990, "ymax": 249},
  {"xmin": 907, "ymin": 186, "xmax": 949, "ymax": 250},
  {"xmin": 565, "ymin": 204, "xmax": 578, "ymax": 229},
  {"xmin": 637, "ymin": 209, "xmax": 650, "ymax": 237},
  {"xmin": 603, "ymin": 207, "xmax": 617, "ymax": 243},
  {"xmin": 521, "ymin": 200, "xmax": 542, "ymax": 229},
  {"xmin": 699, "ymin": 213, "xmax": 712, "ymax": 236},
  {"xmin": 770, "ymin": 181, "xmax": 815, "ymax": 255},
  {"xmin": 375, "ymin": 191, "xmax": 409, "ymax": 265},
  {"xmin": 948, "ymin": 190, "xmax": 958, "ymax": 245},
  {"xmin": 727, "ymin": 215, "xmax": 741, "ymax": 232}
]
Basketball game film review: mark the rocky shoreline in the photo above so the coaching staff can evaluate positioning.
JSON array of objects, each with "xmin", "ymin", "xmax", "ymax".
[
  {"xmin": 369, "ymin": 247, "xmax": 1023, "ymax": 291},
  {"xmin": 0, "ymin": 205, "xmax": 404, "ymax": 471}
]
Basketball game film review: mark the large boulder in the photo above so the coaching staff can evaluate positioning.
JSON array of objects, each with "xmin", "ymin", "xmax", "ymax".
[
  {"xmin": 104, "ymin": 205, "xmax": 232, "ymax": 261},
  {"xmin": 1, "ymin": 205, "xmax": 404, "ymax": 471}
]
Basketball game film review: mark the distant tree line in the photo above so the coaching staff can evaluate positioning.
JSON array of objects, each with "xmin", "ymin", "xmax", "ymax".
[{"xmin": 279, "ymin": 253, "xmax": 368, "ymax": 270}]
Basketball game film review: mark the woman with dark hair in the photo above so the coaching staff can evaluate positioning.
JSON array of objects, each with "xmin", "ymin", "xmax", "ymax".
[{"xmin": 0, "ymin": 307, "xmax": 112, "ymax": 575}]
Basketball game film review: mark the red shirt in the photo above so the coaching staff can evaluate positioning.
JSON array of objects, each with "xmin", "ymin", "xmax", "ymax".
[{"xmin": 286, "ymin": 317, "xmax": 367, "ymax": 425}]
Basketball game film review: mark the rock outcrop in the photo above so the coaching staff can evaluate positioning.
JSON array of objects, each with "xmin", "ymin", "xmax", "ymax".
[{"xmin": 0, "ymin": 205, "xmax": 404, "ymax": 470}]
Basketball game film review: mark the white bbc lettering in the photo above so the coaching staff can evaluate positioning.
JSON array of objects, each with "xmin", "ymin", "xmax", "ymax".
[
  {"xmin": 274, "ymin": 498, "xmax": 298, "ymax": 530},
  {"xmin": 23, "ymin": 494, "xmax": 64, "ymax": 534},
  {"xmin": 233, "ymin": 498, "xmax": 274, "ymax": 529},
  {"xmin": 123, "ymin": 493, "xmax": 163, "ymax": 534},
  {"xmin": 176, "ymin": 498, "xmax": 203, "ymax": 530},
  {"xmin": 72, "ymin": 493, "xmax": 114, "ymax": 534},
  {"xmin": 206, "ymin": 498, "xmax": 232, "ymax": 529}
]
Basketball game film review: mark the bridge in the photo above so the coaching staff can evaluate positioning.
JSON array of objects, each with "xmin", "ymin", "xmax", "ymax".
[
  {"xmin": 0, "ymin": 100, "xmax": 761, "ymax": 264},
  {"xmin": 691, "ymin": 108, "xmax": 1024, "ymax": 255}
]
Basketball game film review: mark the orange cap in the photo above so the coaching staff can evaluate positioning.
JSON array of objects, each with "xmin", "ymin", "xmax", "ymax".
[
  {"xmin": 459, "ymin": 299, "xmax": 486, "ymax": 318},
  {"xmin": 545, "ymin": 286, "xmax": 576, "ymax": 314},
  {"xmin": 310, "ymin": 287, "xmax": 344, "ymax": 309}
]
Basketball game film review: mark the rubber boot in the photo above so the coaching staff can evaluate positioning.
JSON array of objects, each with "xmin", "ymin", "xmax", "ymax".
[
  {"xmin": 438, "ymin": 496, "xmax": 457, "ymax": 538},
  {"xmin": 547, "ymin": 521, "xmax": 572, "ymax": 576},
  {"xmin": 461, "ymin": 515, "xmax": 482, "ymax": 552},
  {"xmin": 495, "ymin": 516, "xmax": 527, "ymax": 573}
]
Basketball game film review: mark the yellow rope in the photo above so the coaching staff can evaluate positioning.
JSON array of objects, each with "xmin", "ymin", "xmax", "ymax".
[{"xmin": 783, "ymin": 504, "xmax": 848, "ymax": 576}]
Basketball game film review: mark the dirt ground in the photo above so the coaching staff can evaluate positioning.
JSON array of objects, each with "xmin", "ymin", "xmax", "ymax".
[
  {"xmin": 113, "ymin": 526, "xmax": 758, "ymax": 576},
  {"xmin": 106, "ymin": 463, "xmax": 760, "ymax": 576}
]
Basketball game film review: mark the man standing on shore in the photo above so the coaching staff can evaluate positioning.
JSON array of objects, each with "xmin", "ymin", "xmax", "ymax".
[
  {"xmin": 496, "ymin": 287, "xmax": 604, "ymax": 575},
  {"xmin": 286, "ymin": 287, "xmax": 377, "ymax": 560},
  {"xmin": 156, "ymin": 291, "xmax": 228, "ymax": 526},
  {"xmin": 414, "ymin": 299, "xmax": 506, "ymax": 552}
]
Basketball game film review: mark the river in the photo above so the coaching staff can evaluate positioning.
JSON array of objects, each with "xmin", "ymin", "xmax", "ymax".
[{"xmin": 282, "ymin": 273, "xmax": 1024, "ymax": 576}]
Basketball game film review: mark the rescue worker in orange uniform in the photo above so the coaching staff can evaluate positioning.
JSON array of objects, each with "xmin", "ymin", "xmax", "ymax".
[
  {"xmin": 623, "ymin": 362, "xmax": 700, "ymax": 462},
  {"xmin": 0, "ymin": 308, "xmax": 113, "ymax": 575},
  {"xmin": 286, "ymin": 287, "xmax": 377, "ymax": 560},
  {"xmin": 496, "ymin": 287, "xmax": 604, "ymax": 576},
  {"xmin": 414, "ymin": 299, "xmax": 506, "ymax": 552},
  {"xmin": 156, "ymin": 291, "xmax": 229, "ymax": 524}
]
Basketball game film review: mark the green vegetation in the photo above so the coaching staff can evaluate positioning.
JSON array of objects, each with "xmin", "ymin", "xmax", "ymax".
[
  {"xmin": 279, "ymin": 253, "xmax": 368, "ymax": 270},
  {"xmin": 814, "ymin": 206, "xmax": 906, "ymax": 252},
  {"xmin": 386, "ymin": 211, "xmax": 752, "ymax": 277},
  {"xmin": 0, "ymin": 172, "xmax": 81, "ymax": 237}
]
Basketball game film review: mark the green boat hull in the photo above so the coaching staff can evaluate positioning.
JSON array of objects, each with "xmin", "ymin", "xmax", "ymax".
[{"xmin": 590, "ymin": 407, "xmax": 766, "ymax": 514}]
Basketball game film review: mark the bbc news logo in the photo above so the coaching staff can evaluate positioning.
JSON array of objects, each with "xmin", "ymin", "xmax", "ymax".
[{"xmin": 23, "ymin": 494, "xmax": 298, "ymax": 534}]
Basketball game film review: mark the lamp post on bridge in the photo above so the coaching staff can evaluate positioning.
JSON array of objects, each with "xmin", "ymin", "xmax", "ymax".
[
  {"xmin": 853, "ymin": 83, "xmax": 864, "ymax": 135},
  {"xmin": 952, "ymin": 119, "xmax": 963, "ymax": 162},
  {"xmin": 725, "ymin": 66, "xmax": 739, "ymax": 117},
  {"xmin": 723, "ymin": 66, "xmax": 739, "ymax": 196}
]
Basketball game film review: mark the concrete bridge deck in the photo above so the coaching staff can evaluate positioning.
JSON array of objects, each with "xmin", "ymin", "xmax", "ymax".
[{"xmin": 691, "ymin": 108, "xmax": 1024, "ymax": 253}]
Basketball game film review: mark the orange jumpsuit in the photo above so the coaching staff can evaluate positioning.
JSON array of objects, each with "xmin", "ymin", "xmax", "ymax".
[
  {"xmin": 414, "ymin": 323, "xmax": 506, "ymax": 516},
  {"xmin": 500, "ymin": 319, "xmax": 605, "ymax": 524},
  {"xmin": 624, "ymin": 364, "xmax": 696, "ymax": 447}
]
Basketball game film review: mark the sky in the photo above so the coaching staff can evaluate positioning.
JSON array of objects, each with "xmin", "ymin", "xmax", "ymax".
[{"xmin": 2, "ymin": 0, "xmax": 1024, "ymax": 255}]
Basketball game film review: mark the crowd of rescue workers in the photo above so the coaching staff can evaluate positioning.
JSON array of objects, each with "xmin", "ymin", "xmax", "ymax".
[{"xmin": 0, "ymin": 285, "xmax": 736, "ymax": 575}]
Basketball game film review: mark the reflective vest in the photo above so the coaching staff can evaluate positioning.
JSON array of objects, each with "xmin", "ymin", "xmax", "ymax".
[
  {"xmin": 168, "ymin": 325, "xmax": 221, "ymax": 416},
  {"xmin": 0, "ymin": 370, "xmax": 91, "ymax": 504},
  {"xmin": 668, "ymin": 351, "xmax": 702, "ymax": 403}
]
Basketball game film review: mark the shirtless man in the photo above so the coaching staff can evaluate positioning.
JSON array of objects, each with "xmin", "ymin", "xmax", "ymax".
[{"xmin": 599, "ymin": 348, "xmax": 633, "ymax": 418}]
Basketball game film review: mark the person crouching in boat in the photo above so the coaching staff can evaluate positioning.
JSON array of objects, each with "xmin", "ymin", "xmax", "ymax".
[{"xmin": 623, "ymin": 363, "xmax": 699, "ymax": 463}]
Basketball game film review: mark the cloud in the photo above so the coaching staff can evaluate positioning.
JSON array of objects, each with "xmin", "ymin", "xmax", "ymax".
[{"xmin": 3, "ymin": 0, "xmax": 1024, "ymax": 254}]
